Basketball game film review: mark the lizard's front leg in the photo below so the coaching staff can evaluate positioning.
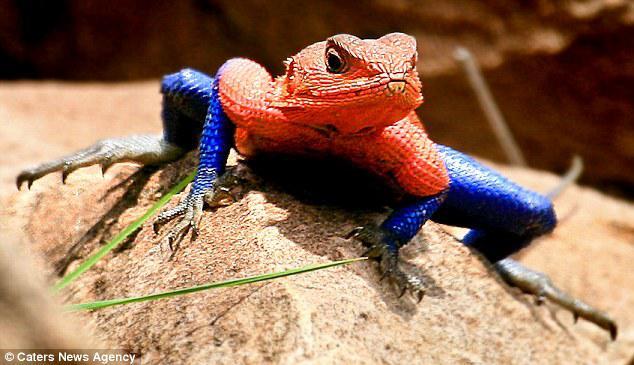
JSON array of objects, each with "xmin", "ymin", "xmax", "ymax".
[
  {"xmin": 152, "ymin": 71, "xmax": 235, "ymax": 248},
  {"xmin": 344, "ymin": 117, "xmax": 450, "ymax": 299},
  {"xmin": 153, "ymin": 58, "xmax": 279, "ymax": 248},
  {"xmin": 348, "ymin": 195, "xmax": 446, "ymax": 300}
]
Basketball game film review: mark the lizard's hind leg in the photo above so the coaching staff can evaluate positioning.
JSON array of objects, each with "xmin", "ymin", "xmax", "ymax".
[
  {"xmin": 432, "ymin": 145, "xmax": 617, "ymax": 339},
  {"xmin": 16, "ymin": 135, "xmax": 183, "ymax": 189},
  {"xmin": 16, "ymin": 69, "xmax": 215, "ymax": 190}
]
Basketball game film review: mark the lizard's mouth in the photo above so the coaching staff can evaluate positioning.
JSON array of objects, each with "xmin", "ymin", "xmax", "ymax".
[{"xmin": 383, "ymin": 75, "xmax": 423, "ymax": 108}]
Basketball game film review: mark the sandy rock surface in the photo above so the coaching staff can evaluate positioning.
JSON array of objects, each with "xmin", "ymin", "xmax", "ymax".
[{"xmin": 0, "ymin": 82, "xmax": 633, "ymax": 364}]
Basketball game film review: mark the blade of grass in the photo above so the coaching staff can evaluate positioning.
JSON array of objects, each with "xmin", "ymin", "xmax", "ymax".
[
  {"xmin": 66, "ymin": 257, "xmax": 367, "ymax": 311},
  {"xmin": 53, "ymin": 170, "xmax": 196, "ymax": 292}
]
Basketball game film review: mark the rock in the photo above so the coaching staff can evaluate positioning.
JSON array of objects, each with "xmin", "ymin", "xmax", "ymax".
[
  {"xmin": 2, "ymin": 151, "xmax": 633, "ymax": 364},
  {"xmin": 1, "ymin": 79, "xmax": 632, "ymax": 363}
]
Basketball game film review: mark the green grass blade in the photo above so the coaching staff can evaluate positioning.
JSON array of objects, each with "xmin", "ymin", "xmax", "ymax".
[
  {"xmin": 53, "ymin": 171, "xmax": 196, "ymax": 292},
  {"xmin": 66, "ymin": 257, "xmax": 367, "ymax": 311}
]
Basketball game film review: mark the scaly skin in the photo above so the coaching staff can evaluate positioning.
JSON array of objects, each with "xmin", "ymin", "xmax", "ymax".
[
  {"xmin": 219, "ymin": 34, "xmax": 448, "ymax": 196},
  {"xmin": 16, "ymin": 33, "xmax": 616, "ymax": 340}
]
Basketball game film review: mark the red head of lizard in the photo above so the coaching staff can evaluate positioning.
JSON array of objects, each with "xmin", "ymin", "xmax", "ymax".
[
  {"xmin": 218, "ymin": 33, "xmax": 447, "ymax": 198},
  {"xmin": 274, "ymin": 33, "xmax": 423, "ymax": 134},
  {"xmin": 218, "ymin": 33, "xmax": 423, "ymax": 136}
]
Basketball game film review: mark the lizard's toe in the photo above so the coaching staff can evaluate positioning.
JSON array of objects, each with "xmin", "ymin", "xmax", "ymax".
[
  {"xmin": 16, "ymin": 170, "xmax": 36, "ymax": 190},
  {"xmin": 378, "ymin": 250, "xmax": 426, "ymax": 302},
  {"xmin": 154, "ymin": 192, "xmax": 204, "ymax": 254},
  {"xmin": 153, "ymin": 203, "xmax": 188, "ymax": 234},
  {"xmin": 153, "ymin": 169, "xmax": 246, "ymax": 256},
  {"xmin": 348, "ymin": 224, "xmax": 426, "ymax": 302},
  {"xmin": 495, "ymin": 258, "xmax": 618, "ymax": 340}
]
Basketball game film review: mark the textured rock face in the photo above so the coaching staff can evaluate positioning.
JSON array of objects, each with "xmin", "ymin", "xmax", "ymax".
[
  {"xmin": 2, "ymin": 151, "xmax": 634, "ymax": 364},
  {"xmin": 0, "ymin": 79, "xmax": 633, "ymax": 362},
  {"xmin": 0, "ymin": 82, "xmax": 632, "ymax": 363},
  {"xmin": 1, "ymin": 0, "xmax": 632, "ymax": 194}
]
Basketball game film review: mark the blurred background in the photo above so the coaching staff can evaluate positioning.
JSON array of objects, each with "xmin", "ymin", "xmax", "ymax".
[{"xmin": 1, "ymin": 0, "xmax": 632, "ymax": 198}]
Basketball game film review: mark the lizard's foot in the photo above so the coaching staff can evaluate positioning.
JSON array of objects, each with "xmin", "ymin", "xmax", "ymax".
[
  {"xmin": 153, "ymin": 170, "xmax": 245, "ymax": 252},
  {"xmin": 495, "ymin": 258, "xmax": 617, "ymax": 340},
  {"xmin": 16, "ymin": 134, "xmax": 183, "ymax": 189},
  {"xmin": 347, "ymin": 225, "xmax": 426, "ymax": 302}
]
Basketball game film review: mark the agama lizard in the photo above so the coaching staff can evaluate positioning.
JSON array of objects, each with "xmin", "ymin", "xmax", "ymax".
[{"xmin": 16, "ymin": 33, "xmax": 616, "ymax": 339}]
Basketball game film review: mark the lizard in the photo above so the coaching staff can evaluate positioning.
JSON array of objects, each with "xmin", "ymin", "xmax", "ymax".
[{"xmin": 16, "ymin": 33, "xmax": 617, "ymax": 340}]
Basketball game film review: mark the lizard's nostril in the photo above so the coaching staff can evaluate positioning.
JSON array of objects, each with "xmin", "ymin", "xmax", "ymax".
[{"xmin": 387, "ymin": 81, "xmax": 406, "ymax": 94}]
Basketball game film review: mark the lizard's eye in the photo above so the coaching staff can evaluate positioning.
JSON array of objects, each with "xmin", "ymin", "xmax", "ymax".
[{"xmin": 325, "ymin": 48, "xmax": 346, "ymax": 73}]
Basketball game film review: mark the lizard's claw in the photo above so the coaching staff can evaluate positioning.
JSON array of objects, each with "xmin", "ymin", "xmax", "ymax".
[
  {"xmin": 153, "ymin": 171, "xmax": 245, "ymax": 253},
  {"xmin": 153, "ymin": 190, "xmax": 205, "ymax": 252},
  {"xmin": 348, "ymin": 225, "xmax": 426, "ymax": 302},
  {"xmin": 495, "ymin": 258, "xmax": 618, "ymax": 340}
]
